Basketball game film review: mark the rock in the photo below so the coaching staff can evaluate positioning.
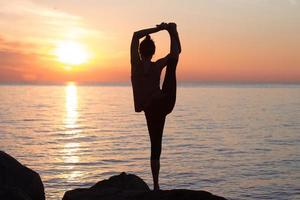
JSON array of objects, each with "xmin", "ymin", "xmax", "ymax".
[
  {"xmin": 134, "ymin": 189, "xmax": 227, "ymax": 200},
  {"xmin": 63, "ymin": 172, "xmax": 150, "ymax": 200},
  {"xmin": 63, "ymin": 172, "xmax": 227, "ymax": 200},
  {"xmin": 0, "ymin": 187, "xmax": 32, "ymax": 200},
  {"xmin": 0, "ymin": 151, "xmax": 45, "ymax": 200}
]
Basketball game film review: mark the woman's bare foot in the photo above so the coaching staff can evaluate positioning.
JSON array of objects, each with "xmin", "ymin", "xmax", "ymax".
[{"xmin": 153, "ymin": 185, "xmax": 160, "ymax": 191}]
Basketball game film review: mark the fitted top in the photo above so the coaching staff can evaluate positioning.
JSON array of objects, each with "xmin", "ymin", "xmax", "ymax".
[{"xmin": 131, "ymin": 61, "xmax": 162, "ymax": 112}]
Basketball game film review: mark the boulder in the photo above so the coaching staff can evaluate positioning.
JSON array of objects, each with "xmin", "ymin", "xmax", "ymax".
[
  {"xmin": 134, "ymin": 189, "xmax": 227, "ymax": 200},
  {"xmin": 63, "ymin": 172, "xmax": 227, "ymax": 200},
  {"xmin": 0, "ymin": 151, "xmax": 45, "ymax": 200},
  {"xmin": 0, "ymin": 186, "xmax": 32, "ymax": 200},
  {"xmin": 63, "ymin": 172, "xmax": 149, "ymax": 200}
]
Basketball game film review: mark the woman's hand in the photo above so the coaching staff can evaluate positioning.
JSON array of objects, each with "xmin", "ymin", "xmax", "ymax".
[{"xmin": 156, "ymin": 22, "xmax": 168, "ymax": 31}]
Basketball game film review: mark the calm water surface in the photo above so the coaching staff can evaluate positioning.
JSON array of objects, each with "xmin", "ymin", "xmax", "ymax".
[{"xmin": 0, "ymin": 84, "xmax": 299, "ymax": 200}]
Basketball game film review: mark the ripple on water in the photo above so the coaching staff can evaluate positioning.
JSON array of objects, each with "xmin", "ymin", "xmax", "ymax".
[{"xmin": 0, "ymin": 85, "xmax": 299, "ymax": 200}]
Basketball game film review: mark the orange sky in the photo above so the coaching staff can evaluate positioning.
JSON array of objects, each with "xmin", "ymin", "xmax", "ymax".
[{"xmin": 0, "ymin": 0, "xmax": 299, "ymax": 83}]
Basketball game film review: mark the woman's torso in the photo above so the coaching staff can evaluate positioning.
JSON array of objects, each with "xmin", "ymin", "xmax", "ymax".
[{"xmin": 131, "ymin": 61, "xmax": 162, "ymax": 112}]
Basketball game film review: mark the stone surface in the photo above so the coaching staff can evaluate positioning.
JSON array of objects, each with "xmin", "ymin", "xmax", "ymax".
[
  {"xmin": 134, "ymin": 189, "xmax": 227, "ymax": 200},
  {"xmin": 63, "ymin": 172, "xmax": 227, "ymax": 200},
  {"xmin": 0, "ymin": 151, "xmax": 45, "ymax": 200},
  {"xmin": 0, "ymin": 187, "xmax": 32, "ymax": 200}
]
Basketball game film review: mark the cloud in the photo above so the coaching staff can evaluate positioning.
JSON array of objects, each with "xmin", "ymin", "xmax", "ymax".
[
  {"xmin": 0, "ymin": 35, "xmax": 38, "ymax": 53},
  {"xmin": 0, "ymin": 0, "xmax": 79, "ymax": 20},
  {"xmin": 0, "ymin": 46, "xmax": 64, "ymax": 83},
  {"xmin": 289, "ymin": 0, "xmax": 298, "ymax": 5},
  {"xmin": 0, "ymin": 33, "xmax": 54, "ymax": 83},
  {"xmin": 0, "ymin": 49, "xmax": 36, "ymax": 82},
  {"xmin": 0, "ymin": 48, "xmax": 38, "ymax": 71},
  {"xmin": 0, "ymin": 0, "xmax": 101, "ymax": 42}
]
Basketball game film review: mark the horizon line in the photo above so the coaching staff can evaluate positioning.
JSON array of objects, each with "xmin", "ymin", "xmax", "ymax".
[{"xmin": 0, "ymin": 81, "xmax": 299, "ymax": 86}]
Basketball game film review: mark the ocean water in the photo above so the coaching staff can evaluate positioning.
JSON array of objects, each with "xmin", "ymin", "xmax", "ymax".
[{"xmin": 0, "ymin": 84, "xmax": 299, "ymax": 200}]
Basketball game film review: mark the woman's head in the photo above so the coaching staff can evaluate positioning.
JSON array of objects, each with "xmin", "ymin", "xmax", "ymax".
[{"xmin": 139, "ymin": 35, "xmax": 155, "ymax": 59}]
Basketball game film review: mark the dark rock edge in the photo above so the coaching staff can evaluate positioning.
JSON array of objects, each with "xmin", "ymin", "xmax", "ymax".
[{"xmin": 1, "ymin": 151, "xmax": 227, "ymax": 200}]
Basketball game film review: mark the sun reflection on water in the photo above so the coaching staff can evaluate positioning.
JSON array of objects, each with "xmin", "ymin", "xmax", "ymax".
[
  {"xmin": 63, "ymin": 82, "xmax": 82, "ymax": 182},
  {"xmin": 65, "ymin": 83, "xmax": 78, "ymax": 129}
]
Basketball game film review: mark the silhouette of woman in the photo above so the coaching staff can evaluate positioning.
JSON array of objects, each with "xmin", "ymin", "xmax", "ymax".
[{"xmin": 130, "ymin": 22, "xmax": 181, "ymax": 190}]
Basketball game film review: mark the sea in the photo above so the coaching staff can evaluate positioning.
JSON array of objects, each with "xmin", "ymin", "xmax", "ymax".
[{"xmin": 0, "ymin": 83, "xmax": 299, "ymax": 200}]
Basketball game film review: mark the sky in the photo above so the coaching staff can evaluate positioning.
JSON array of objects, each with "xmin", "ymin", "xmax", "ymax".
[{"xmin": 0, "ymin": 0, "xmax": 299, "ymax": 83}]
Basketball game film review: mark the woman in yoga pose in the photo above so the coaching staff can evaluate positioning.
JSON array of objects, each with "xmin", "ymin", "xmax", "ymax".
[{"xmin": 130, "ymin": 22, "xmax": 181, "ymax": 190}]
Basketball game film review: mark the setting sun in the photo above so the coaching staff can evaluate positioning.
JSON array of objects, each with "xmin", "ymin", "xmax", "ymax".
[{"xmin": 55, "ymin": 41, "xmax": 89, "ymax": 67}]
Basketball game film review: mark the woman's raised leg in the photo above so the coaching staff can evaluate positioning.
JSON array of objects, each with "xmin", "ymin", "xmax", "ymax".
[
  {"xmin": 162, "ymin": 58, "xmax": 178, "ymax": 115},
  {"xmin": 162, "ymin": 23, "xmax": 180, "ymax": 115}
]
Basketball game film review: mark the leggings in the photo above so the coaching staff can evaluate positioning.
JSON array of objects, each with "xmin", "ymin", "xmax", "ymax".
[{"xmin": 144, "ymin": 57, "xmax": 178, "ymax": 160}]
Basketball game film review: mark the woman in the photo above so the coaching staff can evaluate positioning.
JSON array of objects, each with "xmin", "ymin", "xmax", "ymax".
[{"xmin": 130, "ymin": 22, "xmax": 181, "ymax": 190}]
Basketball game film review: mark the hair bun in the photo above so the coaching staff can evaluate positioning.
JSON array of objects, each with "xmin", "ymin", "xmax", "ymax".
[{"xmin": 145, "ymin": 35, "xmax": 151, "ymax": 40}]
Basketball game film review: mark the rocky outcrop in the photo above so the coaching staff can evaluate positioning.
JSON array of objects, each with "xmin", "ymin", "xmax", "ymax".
[
  {"xmin": 134, "ymin": 189, "xmax": 227, "ymax": 200},
  {"xmin": 63, "ymin": 172, "xmax": 227, "ymax": 200},
  {"xmin": 0, "ymin": 151, "xmax": 45, "ymax": 200},
  {"xmin": 0, "ymin": 186, "xmax": 32, "ymax": 200},
  {"xmin": 0, "ymin": 152, "xmax": 227, "ymax": 200}
]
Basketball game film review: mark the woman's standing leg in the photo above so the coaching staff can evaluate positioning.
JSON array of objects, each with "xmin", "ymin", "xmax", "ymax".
[{"xmin": 145, "ymin": 111, "xmax": 166, "ymax": 190}]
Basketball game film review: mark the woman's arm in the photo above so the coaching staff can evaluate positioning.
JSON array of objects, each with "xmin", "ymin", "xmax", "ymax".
[
  {"xmin": 130, "ymin": 26, "xmax": 164, "ymax": 66},
  {"xmin": 156, "ymin": 23, "xmax": 181, "ymax": 70},
  {"xmin": 168, "ymin": 23, "xmax": 181, "ymax": 58}
]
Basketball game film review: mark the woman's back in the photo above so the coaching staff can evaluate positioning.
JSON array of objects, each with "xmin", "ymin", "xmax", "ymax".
[{"xmin": 131, "ymin": 61, "xmax": 161, "ymax": 112}]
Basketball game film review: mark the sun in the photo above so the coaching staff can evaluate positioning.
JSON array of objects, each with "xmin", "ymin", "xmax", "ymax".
[{"xmin": 55, "ymin": 41, "xmax": 89, "ymax": 66}]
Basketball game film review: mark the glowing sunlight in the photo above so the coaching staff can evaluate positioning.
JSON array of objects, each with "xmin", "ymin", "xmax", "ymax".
[
  {"xmin": 55, "ymin": 41, "xmax": 89, "ymax": 67},
  {"xmin": 65, "ymin": 82, "xmax": 78, "ymax": 129},
  {"xmin": 63, "ymin": 82, "xmax": 82, "ymax": 182}
]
